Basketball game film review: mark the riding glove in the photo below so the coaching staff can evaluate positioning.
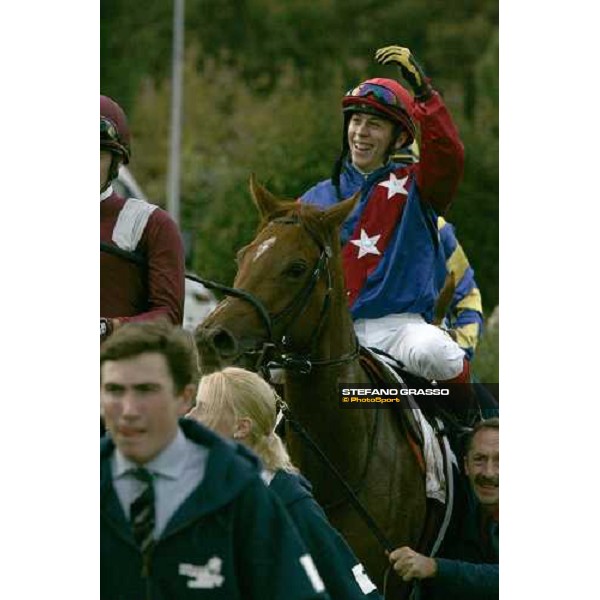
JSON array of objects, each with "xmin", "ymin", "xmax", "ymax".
[{"xmin": 375, "ymin": 45, "xmax": 433, "ymax": 100}]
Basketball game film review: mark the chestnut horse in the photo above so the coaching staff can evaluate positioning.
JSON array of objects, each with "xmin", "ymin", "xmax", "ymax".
[{"xmin": 195, "ymin": 176, "xmax": 427, "ymax": 597}]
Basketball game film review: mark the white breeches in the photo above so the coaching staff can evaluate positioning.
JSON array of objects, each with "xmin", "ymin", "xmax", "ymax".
[{"xmin": 354, "ymin": 313, "xmax": 465, "ymax": 381}]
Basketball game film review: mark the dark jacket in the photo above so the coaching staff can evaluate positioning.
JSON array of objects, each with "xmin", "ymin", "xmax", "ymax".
[
  {"xmin": 421, "ymin": 486, "xmax": 498, "ymax": 600},
  {"xmin": 270, "ymin": 470, "xmax": 383, "ymax": 599},
  {"xmin": 101, "ymin": 419, "xmax": 330, "ymax": 600}
]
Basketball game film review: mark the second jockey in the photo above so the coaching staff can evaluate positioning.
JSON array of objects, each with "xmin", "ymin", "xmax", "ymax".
[{"xmin": 100, "ymin": 95, "xmax": 186, "ymax": 342}]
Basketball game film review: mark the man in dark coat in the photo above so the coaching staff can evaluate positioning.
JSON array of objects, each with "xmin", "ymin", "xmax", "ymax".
[
  {"xmin": 100, "ymin": 321, "xmax": 330, "ymax": 599},
  {"xmin": 388, "ymin": 418, "xmax": 499, "ymax": 599}
]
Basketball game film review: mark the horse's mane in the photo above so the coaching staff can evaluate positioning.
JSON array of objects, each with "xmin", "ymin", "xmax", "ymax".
[{"xmin": 257, "ymin": 200, "xmax": 338, "ymax": 254}]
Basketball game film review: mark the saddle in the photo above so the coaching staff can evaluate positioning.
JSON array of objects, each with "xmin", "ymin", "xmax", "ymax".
[
  {"xmin": 359, "ymin": 345, "xmax": 480, "ymax": 433},
  {"xmin": 358, "ymin": 345, "xmax": 458, "ymax": 557},
  {"xmin": 358, "ymin": 345, "xmax": 430, "ymax": 446}
]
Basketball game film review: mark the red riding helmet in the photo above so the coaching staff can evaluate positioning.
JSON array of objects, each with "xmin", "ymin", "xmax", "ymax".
[
  {"xmin": 342, "ymin": 78, "xmax": 416, "ymax": 144},
  {"xmin": 100, "ymin": 95, "xmax": 131, "ymax": 164}
]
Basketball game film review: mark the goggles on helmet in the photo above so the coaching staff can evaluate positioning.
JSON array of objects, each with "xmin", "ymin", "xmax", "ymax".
[
  {"xmin": 100, "ymin": 116, "xmax": 130, "ymax": 163},
  {"xmin": 342, "ymin": 80, "xmax": 416, "ymax": 145},
  {"xmin": 345, "ymin": 82, "xmax": 407, "ymax": 111},
  {"xmin": 101, "ymin": 117, "xmax": 120, "ymax": 144}
]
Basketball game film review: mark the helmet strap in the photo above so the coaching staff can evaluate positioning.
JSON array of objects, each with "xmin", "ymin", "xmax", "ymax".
[
  {"xmin": 332, "ymin": 115, "xmax": 353, "ymax": 201},
  {"xmin": 101, "ymin": 152, "xmax": 122, "ymax": 194}
]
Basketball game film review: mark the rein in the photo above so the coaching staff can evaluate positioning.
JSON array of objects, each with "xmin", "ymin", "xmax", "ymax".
[
  {"xmin": 186, "ymin": 272, "xmax": 275, "ymax": 340},
  {"xmin": 281, "ymin": 401, "xmax": 394, "ymax": 553}
]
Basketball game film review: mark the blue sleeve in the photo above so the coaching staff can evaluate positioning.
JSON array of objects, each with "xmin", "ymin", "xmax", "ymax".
[
  {"xmin": 287, "ymin": 497, "xmax": 383, "ymax": 599},
  {"xmin": 301, "ymin": 184, "xmax": 321, "ymax": 205},
  {"xmin": 434, "ymin": 558, "xmax": 499, "ymax": 599},
  {"xmin": 300, "ymin": 179, "xmax": 340, "ymax": 209},
  {"xmin": 234, "ymin": 480, "xmax": 331, "ymax": 600}
]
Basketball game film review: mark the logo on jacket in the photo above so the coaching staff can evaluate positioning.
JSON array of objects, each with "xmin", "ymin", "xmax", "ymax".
[
  {"xmin": 352, "ymin": 563, "xmax": 377, "ymax": 594},
  {"xmin": 179, "ymin": 557, "xmax": 224, "ymax": 589}
]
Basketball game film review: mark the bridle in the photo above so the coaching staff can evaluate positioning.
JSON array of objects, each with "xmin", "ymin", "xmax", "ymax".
[{"xmin": 192, "ymin": 214, "xmax": 359, "ymax": 375}]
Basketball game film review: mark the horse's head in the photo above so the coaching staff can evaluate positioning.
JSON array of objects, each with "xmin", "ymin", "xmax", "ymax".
[{"xmin": 195, "ymin": 174, "xmax": 358, "ymax": 374}]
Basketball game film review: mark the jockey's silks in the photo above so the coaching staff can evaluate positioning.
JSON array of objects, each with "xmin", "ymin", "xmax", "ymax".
[
  {"xmin": 302, "ymin": 90, "xmax": 465, "ymax": 324},
  {"xmin": 302, "ymin": 159, "xmax": 447, "ymax": 323},
  {"xmin": 341, "ymin": 165, "xmax": 413, "ymax": 308},
  {"xmin": 437, "ymin": 217, "xmax": 484, "ymax": 359}
]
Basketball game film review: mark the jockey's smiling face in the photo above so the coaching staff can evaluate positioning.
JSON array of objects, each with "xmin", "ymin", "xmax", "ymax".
[
  {"xmin": 101, "ymin": 150, "xmax": 112, "ymax": 191},
  {"xmin": 347, "ymin": 112, "xmax": 404, "ymax": 173}
]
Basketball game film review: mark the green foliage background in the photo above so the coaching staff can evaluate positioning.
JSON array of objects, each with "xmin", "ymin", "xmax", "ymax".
[{"xmin": 101, "ymin": 0, "xmax": 498, "ymax": 380}]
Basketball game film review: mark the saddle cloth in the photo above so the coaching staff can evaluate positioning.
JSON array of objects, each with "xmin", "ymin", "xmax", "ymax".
[{"xmin": 359, "ymin": 346, "xmax": 457, "ymax": 504}]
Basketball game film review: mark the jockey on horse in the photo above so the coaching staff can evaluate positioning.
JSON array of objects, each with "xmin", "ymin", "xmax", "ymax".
[
  {"xmin": 300, "ymin": 44, "xmax": 480, "ymax": 422},
  {"xmin": 100, "ymin": 95, "xmax": 186, "ymax": 342}
]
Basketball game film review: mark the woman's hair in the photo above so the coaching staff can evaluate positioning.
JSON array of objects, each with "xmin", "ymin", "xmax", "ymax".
[{"xmin": 195, "ymin": 367, "xmax": 298, "ymax": 473}]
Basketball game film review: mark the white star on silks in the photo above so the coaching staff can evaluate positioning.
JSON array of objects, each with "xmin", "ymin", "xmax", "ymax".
[
  {"xmin": 350, "ymin": 228, "xmax": 382, "ymax": 259},
  {"xmin": 378, "ymin": 173, "xmax": 409, "ymax": 199}
]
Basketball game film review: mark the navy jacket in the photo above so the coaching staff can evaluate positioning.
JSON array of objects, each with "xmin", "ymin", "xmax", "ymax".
[
  {"xmin": 270, "ymin": 470, "xmax": 383, "ymax": 599},
  {"xmin": 421, "ymin": 487, "xmax": 498, "ymax": 600},
  {"xmin": 101, "ymin": 419, "xmax": 330, "ymax": 600}
]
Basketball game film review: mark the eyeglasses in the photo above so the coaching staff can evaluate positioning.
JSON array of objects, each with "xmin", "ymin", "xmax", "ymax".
[
  {"xmin": 101, "ymin": 117, "xmax": 120, "ymax": 143},
  {"xmin": 345, "ymin": 83, "xmax": 400, "ymax": 108}
]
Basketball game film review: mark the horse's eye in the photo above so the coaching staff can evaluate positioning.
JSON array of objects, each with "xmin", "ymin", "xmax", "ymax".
[{"xmin": 284, "ymin": 261, "xmax": 308, "ymax": 278}]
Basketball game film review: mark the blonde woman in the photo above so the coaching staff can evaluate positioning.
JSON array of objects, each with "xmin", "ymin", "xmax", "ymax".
[{"xmin": 189, "ymin": 367, "xmax": 382, "ymax": 600}]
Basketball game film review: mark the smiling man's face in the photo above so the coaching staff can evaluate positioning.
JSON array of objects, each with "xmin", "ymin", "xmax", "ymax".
[
  {"xmin": 347, "ymin": 112, "xmax": 396, "ymax": 173},
  {"xmin": 465, "ymin": 427, "xmax": 499, "ymax": 507}
]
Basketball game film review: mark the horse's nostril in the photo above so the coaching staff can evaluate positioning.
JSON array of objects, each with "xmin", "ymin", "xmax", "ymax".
[{"xmin": 211, "ymin": 328, "xmax": 238, "ymax": 357}]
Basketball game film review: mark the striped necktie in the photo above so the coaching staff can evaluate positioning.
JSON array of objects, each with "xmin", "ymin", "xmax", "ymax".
[{"xmin": 130, "ymin": 468, "xmax": 155, "ymax": 555}]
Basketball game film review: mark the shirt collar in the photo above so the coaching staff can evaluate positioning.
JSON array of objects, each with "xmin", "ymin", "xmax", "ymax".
[
  {"xmin": 113, "ymin": 427, "xmax": 188, "ymax": 481},
  {"xmin": 345, "ymin": 158, "xmax": 395, "ymax": 182},
  {"xmin": 100, "ymin": 184, "xmax": 114, "ymax": 202}
]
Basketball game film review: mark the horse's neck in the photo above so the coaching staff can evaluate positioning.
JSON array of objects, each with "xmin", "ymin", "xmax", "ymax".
[
  {"xmin": 283, "ymin": 260, "xmax": 373, "ymax": 486},
  {"xmin": 316, "ymin": 281, "xmax": 357, "ymax": 360},
  {"xmin": 284, "ymin": 269, "xmax": 366, "ymax": 448},
  {"xmin": 284, "ymin": 356, "xmax": 372, "ymax": 488}
]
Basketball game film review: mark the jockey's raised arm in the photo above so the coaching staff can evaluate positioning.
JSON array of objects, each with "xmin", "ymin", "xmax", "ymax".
[
  {"xmin": 300, "ymin": 43, "xmax": 477, "ymax": 423},
  {"xmin": 372, "ymin": 44, "xmax": 465, "ymax": 216},
  {"xmin": 413, "ymin": 90, "xmax": 464, "ymax": 216}
]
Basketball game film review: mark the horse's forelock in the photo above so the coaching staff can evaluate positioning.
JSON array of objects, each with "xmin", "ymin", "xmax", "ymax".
[
  {"xmin": 299, "ymin": 204, "xmax": 338, "ymax": 251},
  {"xmin": 257, "ymin": 202, "xmax": 337, "ymax": 254}
]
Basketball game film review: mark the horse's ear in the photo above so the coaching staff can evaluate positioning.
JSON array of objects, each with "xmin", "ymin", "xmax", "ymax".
[
  {"xmin": 321, "ymin": 190, "xmax": 360, "ymax": 229},
  {"xmin": 249, "ymin": 173, "xmax": 284, "ymax": 219}
]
